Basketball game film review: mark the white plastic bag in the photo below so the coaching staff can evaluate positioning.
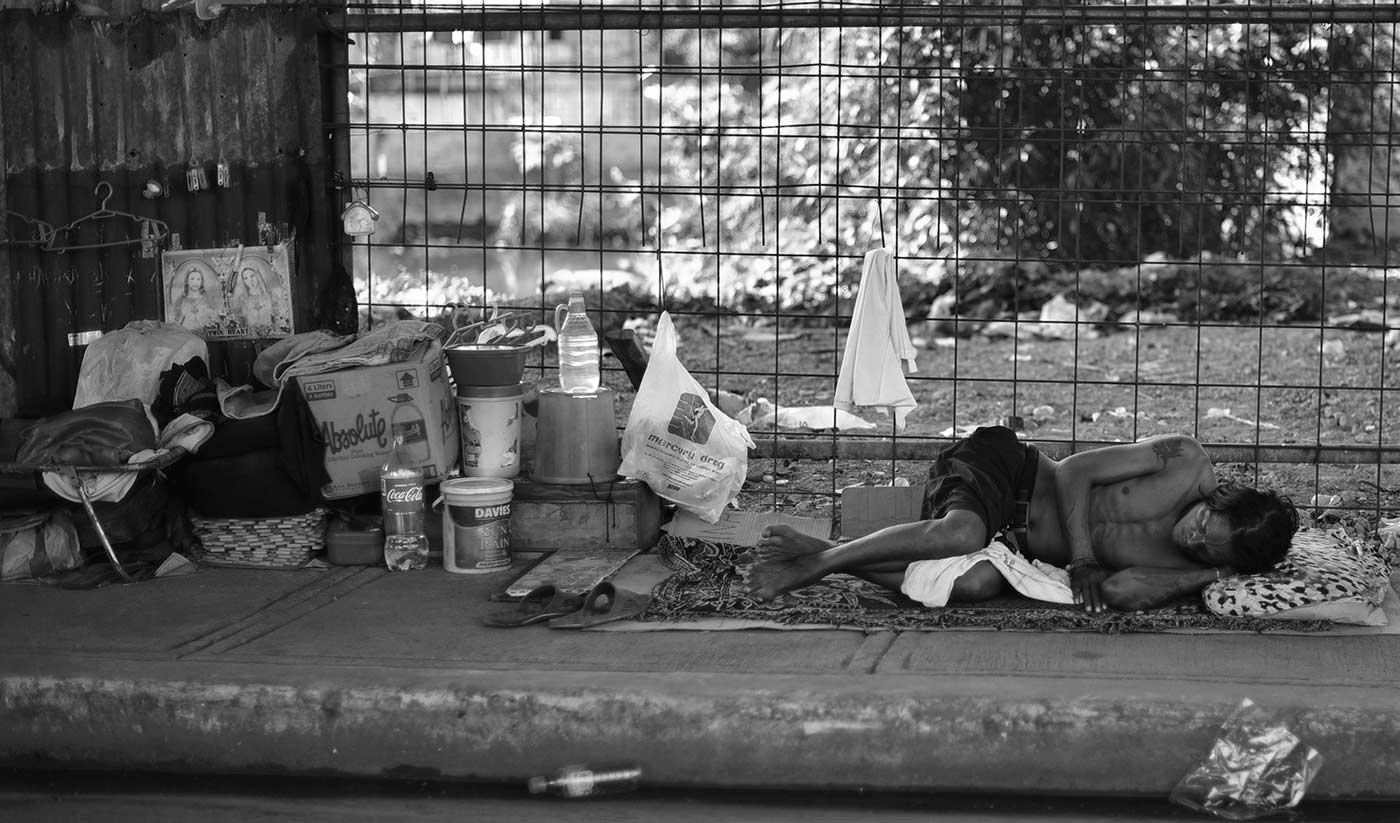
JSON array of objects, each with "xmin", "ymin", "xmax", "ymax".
[
  {"xmin": 619, "ymin": 312, "xmax": 755, "ymax": 522},
  {"xmin": 1169, "ymin": 698, "xmax": 1323, "ymax": 821},
  {"xmin": 72, "ymin": 320, "xmax": 208, "ymax": 409}
]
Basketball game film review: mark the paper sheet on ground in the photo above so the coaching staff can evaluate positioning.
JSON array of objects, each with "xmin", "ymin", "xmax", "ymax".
[{"xmin": 663, "ymin": 509, "xmax": 833, "ymax": 546}]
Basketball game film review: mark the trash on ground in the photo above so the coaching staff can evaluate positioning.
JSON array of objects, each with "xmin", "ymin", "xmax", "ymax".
[
  {"xmin": 1379, "ymin": 516, "xmax": 1400, "ymax": 549},
  {"xmin": 738, "ymin": 399, "xmax": 877, "ymax": 431},
  {"xmin": 1206, "ymin": 408, "xmax": 1280, "ymax": 430},
  {"xmin": 839, "ymin": 476, "xmax": 912, "ymax": 490},
  {"xmin": 1033, "ymin": 293, "xmax": 1108, "ymax": 340},
  {"xmin": 154, "ymin": 552, "xmax": 197, "ymax": 578},
  {"xmin": 1089, "ymin": 406, "xmax": 1152, "ymax": 423},
  {"xmin": 1169, "ymin": 698, "xmax": 1322, "ymax": 821},
  {"xmin": 528, "ymin": 762, "xmax": 643, "ymax": 798}
]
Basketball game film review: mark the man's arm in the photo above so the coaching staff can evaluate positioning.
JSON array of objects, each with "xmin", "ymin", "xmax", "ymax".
[
  {"xmin": 1052, "ymin": 435, "xmax": 1213, "ymax": 611},
  {"xmin": 1101, "ymin": 565, "xmax": 1229, "ymax": 612}
]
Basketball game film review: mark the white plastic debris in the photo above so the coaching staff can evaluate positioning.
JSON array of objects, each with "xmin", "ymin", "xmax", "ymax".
[{"xmin": 1206, "ymin": 408, "xmax": 1280, "ymax": 430}]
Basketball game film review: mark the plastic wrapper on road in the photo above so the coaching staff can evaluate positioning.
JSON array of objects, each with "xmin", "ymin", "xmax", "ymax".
[{"xmin": 1170, "ymin": 698, "xmax": 1323, "ymax": 820}]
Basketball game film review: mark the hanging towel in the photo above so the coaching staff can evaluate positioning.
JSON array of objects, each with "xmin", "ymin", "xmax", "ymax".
[
  {"xmin": 834, "ymin": 248, "xmax": 918, "ymax": 432},
  {"xmin": 901, "ymin": 541, "xmax": 1074, "ymax": 607}
]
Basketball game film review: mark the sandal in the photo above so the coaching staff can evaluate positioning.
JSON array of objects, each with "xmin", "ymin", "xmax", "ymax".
[
  {"xmin": 482, "ymin": 584, "xmax": 585, "ymax": 628},
  {"xmin": 547, "ymin": 581, "xmax": 652, "ymax": 629}
]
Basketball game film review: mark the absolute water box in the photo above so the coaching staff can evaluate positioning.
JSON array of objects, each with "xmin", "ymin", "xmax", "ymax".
[{"xmin": 296, "ymin": 341, "xmax": 460, "ymax": 499}]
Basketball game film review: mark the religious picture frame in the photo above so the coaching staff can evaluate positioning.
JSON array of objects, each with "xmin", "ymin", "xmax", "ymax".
[{"xmin": 161, "ymin": 243, "xmax": 295, "ymax": 341}]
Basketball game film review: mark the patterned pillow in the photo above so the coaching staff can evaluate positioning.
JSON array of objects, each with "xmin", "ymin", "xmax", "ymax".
[{"xmin": 1202, "ymin": 528, "xmax": 1392, "ymax": 624}]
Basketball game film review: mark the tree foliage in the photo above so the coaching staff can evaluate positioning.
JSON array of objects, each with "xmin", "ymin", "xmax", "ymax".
[{"xmin": 625, "ymin": 17, "xmax": 1370, "ymax": 312}]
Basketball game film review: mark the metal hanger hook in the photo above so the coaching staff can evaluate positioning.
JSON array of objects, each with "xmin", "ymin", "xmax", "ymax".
[{"xmin": 93, "ymin": 181, "xmax": 114, "ymax": 211}]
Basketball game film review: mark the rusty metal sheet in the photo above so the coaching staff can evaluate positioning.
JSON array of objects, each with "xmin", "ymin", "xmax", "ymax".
[{"xmin": 1, "ymin": 5, "xmax": 334, "ymax": 416}]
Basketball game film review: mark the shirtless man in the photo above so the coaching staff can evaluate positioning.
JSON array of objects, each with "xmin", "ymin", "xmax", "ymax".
[{"xmin": 745, "ymin": 426, "xmax": 1299, "ymax": 612}]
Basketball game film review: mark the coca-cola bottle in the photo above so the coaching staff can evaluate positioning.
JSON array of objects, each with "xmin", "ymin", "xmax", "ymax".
[{"xmin": 380, "ymin": 430, "xmax": 428, "ymax": 571}]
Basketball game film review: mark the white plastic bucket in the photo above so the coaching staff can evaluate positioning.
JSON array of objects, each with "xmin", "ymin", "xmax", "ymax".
[
  {"xmin": 439, "ymin": 477, "xmax": 513, "ymax": 574},
  {"xmin": 457, "ymin": 383, "xmax": 522, "ymax": 478}
]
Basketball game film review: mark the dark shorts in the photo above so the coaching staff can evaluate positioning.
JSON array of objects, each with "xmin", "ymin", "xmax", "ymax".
[{"xmin": 922, "ymin": 426, "xmax": 1040, "ymax": 550}]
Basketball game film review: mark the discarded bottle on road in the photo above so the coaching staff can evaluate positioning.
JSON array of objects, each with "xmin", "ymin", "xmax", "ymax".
[
  {"xmin": 380, "ymin": 430, "xmax": 429, "ymax": 571},
  {"xmin": 527, "ymin": 762, "xmax": 642, "ymax": 798}
]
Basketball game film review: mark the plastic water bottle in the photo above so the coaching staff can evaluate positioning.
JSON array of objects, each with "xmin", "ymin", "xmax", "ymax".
[
  {"xmin": 527, "ymin": 762, "xmax": 642, "ymax": 798},
  {"xmin": 380, "ymin": 432, "xmax": 428, "ymax": 571},
  {"xmin": 555, "ymin": 291, "xmax": 601, "ymax": 393}
]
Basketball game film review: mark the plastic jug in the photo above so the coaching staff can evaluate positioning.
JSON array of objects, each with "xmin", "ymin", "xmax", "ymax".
[{"xmin": 555, "ymin": 291, "xmax": 601, "ymax": 393}]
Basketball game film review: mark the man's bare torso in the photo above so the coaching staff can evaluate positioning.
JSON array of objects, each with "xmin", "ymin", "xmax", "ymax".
[{"xmin": 1022, "ymin": 449, "xmax": 1213, "ymax": 570}]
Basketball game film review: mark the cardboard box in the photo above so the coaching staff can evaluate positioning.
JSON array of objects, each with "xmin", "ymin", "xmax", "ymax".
[
  {"xmin": 840, "ymin": 484, "xmax": 927, "ymax": 539},
  {"xmin": 509, "ymin": 476, "xmax": 662, "ymax": 550},
  {"xmin": 296, "ymin": 342, "xmax": 460, "ymax": 499}
]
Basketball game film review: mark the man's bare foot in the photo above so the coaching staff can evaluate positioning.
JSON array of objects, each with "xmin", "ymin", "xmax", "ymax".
[
  {"xmin": 743, "ymin": 553, "xmax": 829, "ymax": 603},
  {"xmin": 753, "ymin": 524, "xmax": 835, "ymax": 561}
]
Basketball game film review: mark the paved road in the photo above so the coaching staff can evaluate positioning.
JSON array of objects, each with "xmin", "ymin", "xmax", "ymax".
[{"xmin": 5, "ymin": 772, "xmax": 1400, "ymax": 823}]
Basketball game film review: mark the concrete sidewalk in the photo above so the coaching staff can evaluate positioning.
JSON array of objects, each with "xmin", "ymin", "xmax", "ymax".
[{"xmin": 2, "ymin": 557, "xmax": 1399, "ymax": 801}]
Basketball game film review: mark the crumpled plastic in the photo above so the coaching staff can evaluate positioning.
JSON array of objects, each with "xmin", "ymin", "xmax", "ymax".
[
  {"xmin": 1169, "ymin": 699, "xmax": 1323, "ymax": 820},
  {"xmin": 1378, "ymin": 515, "xmax": 1400, "ymax": 551}
]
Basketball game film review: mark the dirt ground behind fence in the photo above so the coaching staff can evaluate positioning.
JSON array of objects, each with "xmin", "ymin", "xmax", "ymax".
[{"xmin": 633, "ymin": 317, "xmax": 1400, "ymax": 538}]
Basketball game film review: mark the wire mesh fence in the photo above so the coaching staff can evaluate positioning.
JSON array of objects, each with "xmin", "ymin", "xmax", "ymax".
[{"xmin": 328, "ymin": 1, "xmax": 1400, "ymax": 523}]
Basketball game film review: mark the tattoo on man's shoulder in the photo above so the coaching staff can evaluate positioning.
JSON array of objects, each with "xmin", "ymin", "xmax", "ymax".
[{"xmin": 1153, "ymin": 438, "xmax": 1185, "ymax": 463}]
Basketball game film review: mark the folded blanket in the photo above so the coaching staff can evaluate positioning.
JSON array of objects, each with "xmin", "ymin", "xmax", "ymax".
[{"xmin": 217, "ymin": 320, "xmax": 443, "ymax": 420}]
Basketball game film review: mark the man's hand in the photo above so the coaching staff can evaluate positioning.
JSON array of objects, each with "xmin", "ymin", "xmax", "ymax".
[{"xmin": 1070, "ymin": 561, "xmax": 1110, "ymax": 613}]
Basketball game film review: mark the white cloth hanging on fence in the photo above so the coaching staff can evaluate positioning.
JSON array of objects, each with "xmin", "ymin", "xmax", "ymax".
[{"xmin": 834, "ymin": 247, "xmax": 918, "ymax": 432}]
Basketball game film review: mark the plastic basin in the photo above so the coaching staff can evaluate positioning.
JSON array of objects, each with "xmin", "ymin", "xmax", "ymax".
[{"xmin": 445, "ymin": 344, "xmax": 527, "ymax": 389}]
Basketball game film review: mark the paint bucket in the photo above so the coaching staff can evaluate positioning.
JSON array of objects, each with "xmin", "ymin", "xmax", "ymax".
[
  {"xmin": 439, "ymin": 477, "xmax": 514, "ymax": 574},
  {"xmin": 457, "ymin": 383, "xmax": 522, "ymax": 478},
  {"xmin": 531, "ymin": 386, "xmax": 620, "ymax": 484}
]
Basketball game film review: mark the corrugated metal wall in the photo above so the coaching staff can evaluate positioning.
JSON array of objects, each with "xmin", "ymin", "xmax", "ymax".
[{"xmin": 0, "ymin": 2, "xmax": 345, "ymax": 417}]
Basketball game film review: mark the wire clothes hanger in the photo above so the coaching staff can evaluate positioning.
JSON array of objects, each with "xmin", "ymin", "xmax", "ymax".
[
  {"xmin": 1, "ymin": 206, "xmax": 55, "ymax": 247},
  {"xmin": 44, "ymin": 181, "xmax": 171, "ymax": 254}
]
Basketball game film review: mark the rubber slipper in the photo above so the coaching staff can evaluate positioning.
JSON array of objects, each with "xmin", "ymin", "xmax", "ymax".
[
  {"xmin": 45, "ymin": 561, "xmax": 154, "ymax": 590},
  {"xmin": 547, "ymin": 581, "xmax": 652, "ymax": 629},
  {"xmin": 482, "ymin": 584, "xmax": 585, "ymax": 628}
]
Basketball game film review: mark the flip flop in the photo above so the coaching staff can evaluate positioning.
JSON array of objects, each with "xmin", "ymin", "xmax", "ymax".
[
  {"xmin": 44, "ymin": 561, "xmax": 155, "ymax": 590},
  {"xmin": 547, "ymin": 581, "xmax": 652, "ymax": 629},
  {"xmin": 482, "ymin": 584, "xmax": 585, "ymax": 628}
]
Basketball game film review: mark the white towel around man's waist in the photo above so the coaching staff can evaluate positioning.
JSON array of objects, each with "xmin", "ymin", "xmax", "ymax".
[
  {"xmin": 834, "ymin": 247, "xmax": 918, "ymax": 432},
  {"xmin": 901, "ymin": 541, "xmax": 1074, "ymax": 607}
]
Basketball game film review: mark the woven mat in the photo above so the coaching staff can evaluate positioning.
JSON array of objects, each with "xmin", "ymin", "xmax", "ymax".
[{"xmin": 632, "ymin": 535, "xmax": 1348, "ymax": 635}]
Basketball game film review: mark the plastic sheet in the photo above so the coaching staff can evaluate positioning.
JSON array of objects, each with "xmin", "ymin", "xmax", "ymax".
[{"xmin": 1170, "ymin": 699, "xmax": 1323, "ymax": 820}]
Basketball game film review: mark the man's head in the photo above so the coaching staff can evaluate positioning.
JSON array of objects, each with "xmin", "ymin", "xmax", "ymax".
[{"xmin": 1172, "ymin": 484, "xmax": 1299, "ymax": 574}]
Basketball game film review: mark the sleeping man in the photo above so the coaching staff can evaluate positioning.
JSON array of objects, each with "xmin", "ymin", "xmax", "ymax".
[{"xmin": 745, "ymin": 426, "xmax": 1299, "ymax": 612}]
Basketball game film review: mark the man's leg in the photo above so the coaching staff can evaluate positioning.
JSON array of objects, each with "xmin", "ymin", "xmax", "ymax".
[{"xmin": 745, "ymin": 510, "xmax": 1005, "ymax": 602}]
